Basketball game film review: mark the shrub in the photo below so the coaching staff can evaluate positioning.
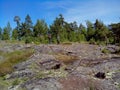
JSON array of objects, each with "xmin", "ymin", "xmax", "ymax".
[
  {"xmin": 96, "ymin": 41, "xmax": 106, "ymax": 45},
  {"xmin": 101, "ymin": 48, "xmax": 110, "ymax": 54},
  {"xmin": 89, "ymin": 38, "xmax": 96, "ymax": 44},
  {"xmin": 25, "ymin": 36, "xmax": 34, "ymax": 44}
]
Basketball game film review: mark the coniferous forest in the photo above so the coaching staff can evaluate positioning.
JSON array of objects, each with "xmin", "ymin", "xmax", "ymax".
[{"xmin": 0, "ymin": 14, "xmax": 120, "ymax": 45}]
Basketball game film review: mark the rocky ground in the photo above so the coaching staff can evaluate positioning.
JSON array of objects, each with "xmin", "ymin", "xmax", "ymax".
[{"xmin": 0, "ymin": 41, "xmax": 120, "ymax": 90}]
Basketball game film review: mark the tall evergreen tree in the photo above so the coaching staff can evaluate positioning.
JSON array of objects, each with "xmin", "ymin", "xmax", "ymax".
[
  {"xmin": 24, "ymin": 14, "xmax": 33, "ymax": 37},
  {"xmin": 2, "ymin": 22, "xmax": 12, "ymax": 40},
  {"xmin": 20, "ymin": 22, "xmax": 27, "ymax": 38},
  {"xmin": 34, "ymin": 19, "xmax": 48, "ymax": 37},
  {"xmin": 77, "ymin": 23, "xmax": 87, "ymax": 42},
  {"xmin": 0, "ymin": 27, "xmax": 2, "ymax": 40},
  {"xmin": 86, "ymin": 21, "xmax": 95, "ymax": 41},
  {"xmin": 2, "ymin": 28, "xmax": 9, "ymax": 40},
  {"xmin": 14, "ymin": 16, "xmax": 21, "ymax": 40},
  {"xmin": 14, "ymin": 16, "xmax": 21, "ymax": 28},
  {"xmin": 6, "ymin": 22, "xmax": 12, "ymax": 38},
  {"xmin": 63, "ymin": 22, "xmax": 71, "ymax": 41},
  {"xmin": 12, "ymin": 29, "xmax": 19, "ymax": 40},
  {"xmin": 33, "ymin": 19, "xmax": 48, "ymax": 43},
  {"xmin": 78, "ymin": 24, "xmax": 87, "ymax": 35},
  {"xmin": 68, "ymin": 21, "xmax": 78, "ymax": 41},
  {"xmin": 94, "ymin": 19, "xmax": 110, "ymax": 43},
  {"xmin": 109, "ymin": 23, "xmax": 120, "ymax": 44},
  {"xmin": 50, "ymin": 14, "xmax": 65, "ymax": 44}
]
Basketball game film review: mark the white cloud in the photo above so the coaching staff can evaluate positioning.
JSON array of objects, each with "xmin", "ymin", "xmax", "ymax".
[{"xmin": 62, "ymin": 0, "xmax": 120, "ymax": 25}]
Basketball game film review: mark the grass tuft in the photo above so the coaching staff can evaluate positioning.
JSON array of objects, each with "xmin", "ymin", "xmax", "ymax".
[{"xmin": 0, "ymin": 49, "xmax": 34, "ymax": 76}]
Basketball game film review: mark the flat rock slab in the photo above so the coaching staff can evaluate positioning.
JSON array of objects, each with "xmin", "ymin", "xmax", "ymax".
[{"xmin": 21, "ymin": 78, "xmax": 62, "ymax": 90}]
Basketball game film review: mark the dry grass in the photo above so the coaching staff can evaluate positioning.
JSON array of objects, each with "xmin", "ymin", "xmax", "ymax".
[
  {"xmin": 0, "ymin": 49, "xmax": 34, "ymax": 76},
  {"xmin": 61, "ymin": 42, "xmax": 73, "ymax": 45},
  {"xmin": 54, "ymin": 53, "xmax": 79, "ymax": 64}
]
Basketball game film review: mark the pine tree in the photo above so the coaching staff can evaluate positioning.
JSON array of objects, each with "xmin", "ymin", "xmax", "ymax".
[
  {"xmin": 24, "ymin": 14, "xmax": 33, "ymax": 37},
  {"xmin": 0, "ymin": 27, "xmax": 2, "ymax": 40},
  {"xmin": 50, "ymin": 14, "xmax": 65, "ymax": 44},
  {"xmin": 69, "ymin": 21, "xmax": 78, "ymax": 41},
  {"xmin": 86, "ymin": 21, "xmax": 95, "ymax": 41},
  {"xmin": 14, "ymin": 16, "xmax": 21, "ymax": 40},
  {"xmin": 12, "ymin": 29, "xmax": 19, "ymax": 40},
  {"xmin": 2, "ymin": 27, "xmax": 10, "ymax": 40},
  {"xmin": 34, "ymin": 19, "xmax": 48, "ymax": 37},
  {"xmin": 94, "ymin": 19, "xmax": 110, "ymax": 44},
  {"xmin": 2, "ymin": 22, "xmax": 12, "ymax": 40},
  {"xmin": 77, "ymin": 24, "xmax": 87, "ymax": 42},
  {"xmin": 109, "ymin": 23, "xmax": 120, "ymax": 44},
  {"xmin": 33, "ymin": 19, "xmax": 48, "ymax": 43}
]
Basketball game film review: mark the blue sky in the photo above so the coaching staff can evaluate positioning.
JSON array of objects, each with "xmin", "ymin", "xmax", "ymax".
[{"xmin": 0, "ymin": 0, "xmax": 120, "ymax": 28}]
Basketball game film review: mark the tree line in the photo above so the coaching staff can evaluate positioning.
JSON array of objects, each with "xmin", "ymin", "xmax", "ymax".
[{"xmin": 0, "ymin": 14, "xmax": 120, "ymax": 45}]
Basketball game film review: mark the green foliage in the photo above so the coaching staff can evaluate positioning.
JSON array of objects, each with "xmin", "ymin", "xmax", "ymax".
[
  {"xmin": 108, "ymin": 37, "xmax": 114, "ymax": 44},
  {"xmin": 0, "ymin": 14, "xmax": 119, "ymax": 45},
  {"xmin": 89, "ymin": 38, "xmax": 96, "ymax": 44},
  {"xmin": 86, "ymin": 21, "xmax": 95, "ymax": 41},
  {"xmin": 50, "ymin": 14, "xmax": 65, "ymax": 44},
  {"xmin": 2, "ymin": 27, "xmax": 10, "ymax": 40},
  {"xmin": 2, "ymin": 22, "xmax": 11, "ymax": 40},
  {"xmin": 96, "ymin": 41, "xmax": 106, "ymax": 45},
  {"xmin": 109, "ymin": 23, "xmax": 120, "ymax": 44},
  {"xmin": 14, "ymin": 16, "xmax": 21, "ymax": 40},
  {"xmin": 33, "ymin": 19, "xmax": 48, "ymax": 43},
  {"xmin": 69, "ymin": 31, "xmax": 77, "ymax": 42},
  {"xmin": 12, "ymin": 78, "xmax": 21, "ymax": 86},
  {"xmin": 25, "ymin": 36, "xmax": 33, "ymax": 44},
  {"xmin": 102, "ymin": 48, "xmax": 110, "ymax": 54},
  {"xmin": 12, "ymin": 29, "xmax": 19, "ymax": 40},
  {"xmin": 33, "ymin": 19, "xmax": 48, "ymax": 37},
  {"xmin": 0, "ymin": 27, "xmax": 2, "ymax": 40},
  {"xmin": 94, "ymin": 19, "xmax": 110, "ymax": 43},
  {"xmin": 0, "ymin": 49, "xmax": 34, "ymax": 76}
]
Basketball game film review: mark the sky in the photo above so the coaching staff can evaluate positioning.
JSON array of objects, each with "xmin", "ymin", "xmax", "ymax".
[{"xmin": 0, "ymin": 0, "xmax": 120, "ymax": 28}]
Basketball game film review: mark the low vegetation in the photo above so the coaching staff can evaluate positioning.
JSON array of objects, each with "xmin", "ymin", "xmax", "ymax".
[
  {"xmin": 101, "ymin": 48, "xmax": 110, "ymax": 54},
  {"xmin": 55, "ymin": 53, "xmax": 79, "ymax": 64},
  {"xmin": 0, "ymin": 49, "xmax": 34, "ymax": 76}
]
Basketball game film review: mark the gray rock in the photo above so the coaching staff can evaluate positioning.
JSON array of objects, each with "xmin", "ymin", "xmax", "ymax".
[
  {"xmin": 38, "ymin": 59, "xmax": 61, "ymax": 70},
  {"xmin": 21, "ymin": 78, "xmax": 61, "ymax": 90},
  {"xmin": 9, "ymin": 69, "xmax": 34, "ymax": 79},
  {"xmin": 106, "ymin": 45, "xmax": 120, "ymax": 53},
  {"xmin": 112, "ymin": 72, "xmax": 120, "ymax": 84}
]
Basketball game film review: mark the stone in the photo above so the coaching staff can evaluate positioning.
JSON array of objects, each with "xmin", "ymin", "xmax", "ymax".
[{"xmin": 39, "ymin": 59, "xmax": 61, "ymax": 70}]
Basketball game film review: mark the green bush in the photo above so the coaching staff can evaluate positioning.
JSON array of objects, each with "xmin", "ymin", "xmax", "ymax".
[
  {"xmin": 102, "ymin": 48, "xmax": 110, "ymax": 54},
  {"xmin": 25, "ymin": 36, "xmax": 33, "ymax": 44},
  {"xmin": 12, "ymin": 78, "xmax": 20, "ymax": 86},
  {"xmin": 89, "ymin": 38, "xmax": 96, "ymax": 44},
  {"xmin": 96, "ymin": 41, "xmax": 106, "ymax": 45}
]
